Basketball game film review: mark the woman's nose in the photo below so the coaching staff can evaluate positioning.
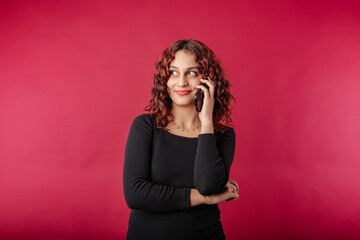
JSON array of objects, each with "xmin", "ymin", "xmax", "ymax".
[{"xmin": 177, "ymin": 75, "xmax": 188, "ymax": 87}]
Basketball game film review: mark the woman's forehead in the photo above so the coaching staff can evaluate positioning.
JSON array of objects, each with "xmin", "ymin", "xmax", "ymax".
[{"xmin": 170, "ymin": 50, "xmax": 198, "ymax": 68}]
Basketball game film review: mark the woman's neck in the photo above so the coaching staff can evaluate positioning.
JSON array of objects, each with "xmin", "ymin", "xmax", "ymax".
[{"xmin": 170, "ymin": 104, "xmax": 200, "ymax": 129}]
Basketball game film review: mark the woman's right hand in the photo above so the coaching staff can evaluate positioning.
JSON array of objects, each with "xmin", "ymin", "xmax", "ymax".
[{"xmin": 205, "ymin": 180, "xmax": 239, "ymax": 205}]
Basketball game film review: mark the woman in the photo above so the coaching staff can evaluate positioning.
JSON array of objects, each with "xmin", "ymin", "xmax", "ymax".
[{"xmin": 123, "ymin": 39, "xmax": 239, "ymax": 240}]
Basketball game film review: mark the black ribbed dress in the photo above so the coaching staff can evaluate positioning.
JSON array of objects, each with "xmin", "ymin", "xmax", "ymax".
[{"xmin": 123, "ymin": 113, "xmax": 236, "ymax": 240}]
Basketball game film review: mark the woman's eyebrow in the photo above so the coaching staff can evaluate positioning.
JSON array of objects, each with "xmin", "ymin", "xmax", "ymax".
[{"xmin": 169, "ymin": 66, "xmax": 199, "ymax": 70}]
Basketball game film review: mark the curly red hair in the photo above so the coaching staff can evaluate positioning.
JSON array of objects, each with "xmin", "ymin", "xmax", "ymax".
[{"xmin": 144, "ymin": 39, "xmax": 235, "ymax": 133}]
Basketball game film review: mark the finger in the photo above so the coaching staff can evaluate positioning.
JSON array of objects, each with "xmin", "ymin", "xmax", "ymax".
[
  {"xmin": 195, "ymin": 84, "xmax": 210, "ymax": 99},
  {"xmin": 199, "ymin": 78, "xmax": 215, "ymax": 98},
  {"xmin": 226, "ymin": 182, "xmax": 236, "ymax": 190},
  {"xmin": 228, "ymin": 189, "xmax": 238, "ymax": 197},
  {"xmin": 228, "ymin": 192, "xmax": 238, "ymax": 201},
  {"xmin": 230, "ymin": 193, "xmax": 239, "ymax": 201},
  {"xmin": 200, "ymin": 77, "xmax": 214, "ymax": 85},
  {"xmin": 229, "ymin": 180, "xmax": 239, "ymax": 192},
  {"xmin": 233, "ymin": 192, "xmax": 239, "ymax": 199},
  {"xmin": 228, "ymin": 182, "xmax": 237, "ymax": 192},
  {"xmin": 232, "ymin": 180, "xmax": 239, "ymax": 190},
  {"xmin": 199, "ymin": 78, "xmax": 214, "ymax": 92}
]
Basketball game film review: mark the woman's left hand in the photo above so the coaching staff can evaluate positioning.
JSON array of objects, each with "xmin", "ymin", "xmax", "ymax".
[
  {"xmin": 204, "ymin": 180, "xmax": 239, "ymax": 205},
  {"xmin": 196, "ymin": 78, "xmax": 215, "ymax": 127},
  {"xmin": 226, "ymin": 179, "xmax": 239, "ymax": 202}
]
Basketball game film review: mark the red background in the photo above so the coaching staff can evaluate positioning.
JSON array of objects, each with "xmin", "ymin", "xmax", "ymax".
[{"xmin": 1, "ymin": 0, "xmax": 360, "ymax": 239}]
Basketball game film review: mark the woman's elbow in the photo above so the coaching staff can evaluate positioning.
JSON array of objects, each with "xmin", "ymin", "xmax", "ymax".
[
  {"xmin": 124, "ymin": 193, "xmax": 138, "ymax": 209},
  {"xmin": 196, "ymin": 185, "xmax": 217, "ymax": 196},
  {"xmin": 194, "ymin": 178, "xmax": 228, "ymax": 196},
  {"xmin": 123, "ymin": 184, "xmax": 144, "ymax": 210}
]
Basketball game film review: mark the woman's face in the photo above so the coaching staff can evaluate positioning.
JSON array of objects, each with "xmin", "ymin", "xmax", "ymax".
[{"xmin": 167, "ymin": 50, "xmax": 202, "ymax": 108}]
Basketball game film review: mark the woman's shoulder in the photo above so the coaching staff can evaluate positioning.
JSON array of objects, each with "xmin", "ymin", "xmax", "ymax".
[
  {"xmin": 215, "ymin": 125, "xmax": 236, "ymax": 139},
  {"xmin": 133, "ymin": 113, "xmax": 154, "ymax": 122},
  {"xmin": 131, "ymin": 113, "xmax": 156, "ymax": 131}
]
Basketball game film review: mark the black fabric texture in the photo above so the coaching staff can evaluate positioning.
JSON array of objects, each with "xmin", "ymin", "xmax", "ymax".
[{"xmin": 123, "ymin": 113, "xmax": 236, "ymax": 240}]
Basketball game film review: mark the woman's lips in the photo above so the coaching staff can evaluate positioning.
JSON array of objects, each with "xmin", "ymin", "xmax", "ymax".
[{"xmin": 175, "ymin": 90, "xmax": 191, "ymax": 96}]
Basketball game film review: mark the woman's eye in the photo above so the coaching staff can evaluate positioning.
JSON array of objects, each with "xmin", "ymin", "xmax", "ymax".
[
  {"xmin": 188, "ymin": 71, "xmax": 198, "ymax": 76},
  {"xmin": 170, "ymin": 71, "xmax": 178, "ymax": 75}
]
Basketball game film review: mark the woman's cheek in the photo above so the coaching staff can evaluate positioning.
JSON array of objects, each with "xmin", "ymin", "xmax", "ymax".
[
  {"xmin": 192, "ymin": 77, "xmax": 201, "ymax": 85},
  {"xmin": 166, "ymin": 78, "xmax": 175, "ymax": 89}
]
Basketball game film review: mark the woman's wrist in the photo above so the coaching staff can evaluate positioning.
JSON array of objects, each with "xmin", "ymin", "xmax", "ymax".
[
  {"xmin": 204, "ymin": 195, "xmax": 212, "ymax": 205},
  {"xmin": 200, "ymin": 121, "xmax": 214, "ymax": 134},
  {"xmin": 190, "ymin": 188, "xmax": 209, "ymax": 207}
]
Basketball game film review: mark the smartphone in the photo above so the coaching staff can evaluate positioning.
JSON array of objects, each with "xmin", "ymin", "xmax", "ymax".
[{"xmin": 194, "ymin": 81, "xmax": 209, "ymax": 112}]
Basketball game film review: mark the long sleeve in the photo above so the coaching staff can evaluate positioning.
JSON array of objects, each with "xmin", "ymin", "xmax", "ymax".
[
  {"xmin": 193, "ymin": 127, "xmax": 236, "ymax": 196},
  {"xmin": 123, "ymin": 114, "xmax": 191, "ymax": 212}
]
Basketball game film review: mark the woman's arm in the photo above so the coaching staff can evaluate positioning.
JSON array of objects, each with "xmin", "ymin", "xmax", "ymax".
[
  {"xmin": 193, "ymin": 126, "xmax": 236, "ymax": 196},
  {"xmin": 190, "ymin": 181, "xmax": 239, "ymax": 207},
  {"xmin": 190, "ymin": 188, "xmax": 207, "ymax": 207},
  {"xmin": 123, "ymin": 114, "xmax": 191, "ymax": 212},
  {"xmin": 123, "ymin": 114, "xmax": 237, "ymax": 211},
  {"xmin": 194, "ymin": 78, "xmax": 237, "ymax": 196}
]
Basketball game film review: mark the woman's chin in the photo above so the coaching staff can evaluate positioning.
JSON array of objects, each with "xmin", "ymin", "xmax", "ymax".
[{"xmin": 172, "ymin": 101, "xmax": 195, "ymax": 108}]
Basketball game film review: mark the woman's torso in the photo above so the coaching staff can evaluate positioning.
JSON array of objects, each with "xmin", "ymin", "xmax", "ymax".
[{"xmin": 126, "ymin": 116, "xmax": 226, "ymax": 240}]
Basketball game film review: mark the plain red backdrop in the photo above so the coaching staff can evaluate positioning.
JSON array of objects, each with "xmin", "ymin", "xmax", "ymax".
[{"xmin": 1, "ymin": 0, "xmax": 360, "ymax": 239}]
